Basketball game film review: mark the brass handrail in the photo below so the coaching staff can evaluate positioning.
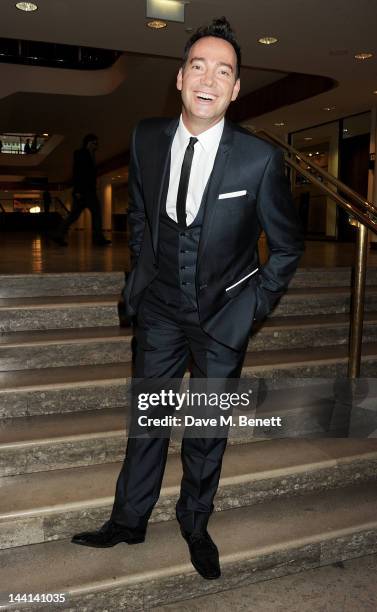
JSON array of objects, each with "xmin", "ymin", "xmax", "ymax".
[
  {"xmin": 250, "ymin": 127, "xmax": 377, "ymax": 378},
  {"xmin": 256, "ymin": 128, "xmax": 377, "ymax": 216}
]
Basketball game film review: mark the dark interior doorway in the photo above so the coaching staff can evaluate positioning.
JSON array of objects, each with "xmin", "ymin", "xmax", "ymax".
[{"xmin": 338, "ymin": 133, "xmax": 370, "ymax": 241}]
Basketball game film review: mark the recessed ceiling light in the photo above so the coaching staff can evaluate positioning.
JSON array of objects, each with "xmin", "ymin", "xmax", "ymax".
[
  {"xmin": 308, "ymin": 153, "xmax": 313, "ymax": 157},
  {"xmin": 354, "ymin": 52, "xmax": 373, "ymax": 60},
  {"xmin": 147, "ymin": 19, "xmax": 167, "ymax": 29},
  {"xmin": 373, "ymin": 90, "xmax": 377, "ymax": 95},
  {"xmin": 304, "ymin": 137, "xmax": 313, "ymax": 141},
  {"xmin": 15, "ymin": 2, "xmax": 38, "ymax": 11},
  {"xmin": 42, "ymin": 133, "xmax": 49, "ymax": 137},
  {"xmin": 258, "ymin": 36, "xmax": 278, "ymax": 45},
  {"xmin": 274, "ymin": 121, "xmax": 285, "ymax": 127},
  {"xmin": 322, "ymin": 106, "xmax": 336, "ymax": 111}
]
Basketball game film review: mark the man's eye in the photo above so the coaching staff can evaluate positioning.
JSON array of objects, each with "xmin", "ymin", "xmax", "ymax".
[
  {"xmin": 219, "ymin": 70, "xmax": 230, "ymax": 76},
  {"xmin": 192, "ymin": 64, "xmax": 202, "ymax": 70}
]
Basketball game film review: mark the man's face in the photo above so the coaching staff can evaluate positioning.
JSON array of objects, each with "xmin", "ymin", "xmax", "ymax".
[
  {"xmin": 87, "ymin": 140, "xmax": 98, "ymax": 153},
  {"xmin": 177, "ymin": 36, "xmax": 240, "ymax": 133}
]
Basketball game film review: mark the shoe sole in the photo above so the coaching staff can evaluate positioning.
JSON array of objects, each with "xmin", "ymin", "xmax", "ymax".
[{"xmin": 71, "ymin": 537, "xmax": 145, "ymax": 548}]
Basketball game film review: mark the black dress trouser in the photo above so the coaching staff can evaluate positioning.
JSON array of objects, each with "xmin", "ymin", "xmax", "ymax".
[
  {"xmin": 60, "ymin": 190, "xmax": 104, "ymax": 241},
  {"xmin": 110, "ymin": 288, "xmax": 248, "ymax": 534}
]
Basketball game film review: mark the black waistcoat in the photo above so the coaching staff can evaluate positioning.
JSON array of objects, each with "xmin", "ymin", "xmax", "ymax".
[{"xmin": 150, "ymin": 171, "xmax": 208, "ymax": 310}]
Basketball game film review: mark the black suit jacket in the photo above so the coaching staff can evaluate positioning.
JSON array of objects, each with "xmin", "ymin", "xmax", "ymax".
[{"xmin": 123, "ymin": 117, "xmax": 304, "ymax": 350}]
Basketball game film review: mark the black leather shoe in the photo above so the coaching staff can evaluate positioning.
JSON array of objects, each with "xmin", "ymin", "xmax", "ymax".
[
  {"xmin": 181, "ymin": 529, "xmax": 221, "ymax": 579},
  {"xmin": 71, "ymin": 520, "xmax": 146, "ymax": 548}
]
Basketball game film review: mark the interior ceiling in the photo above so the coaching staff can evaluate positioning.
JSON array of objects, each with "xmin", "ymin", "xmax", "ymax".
[{"xmin": 0, "ymin": 0, "xmax": 376, "ymax": 182}]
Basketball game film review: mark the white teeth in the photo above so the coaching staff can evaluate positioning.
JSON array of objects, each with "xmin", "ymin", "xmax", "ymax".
[{"xmin": 197, "ymin": 92, "xmax": 214, "ymax": 101}]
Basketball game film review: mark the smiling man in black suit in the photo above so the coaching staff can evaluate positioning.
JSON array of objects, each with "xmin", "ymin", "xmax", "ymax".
[{"xmin": 72, "ymin": 17, "xmax": 304, "ymax": 579}]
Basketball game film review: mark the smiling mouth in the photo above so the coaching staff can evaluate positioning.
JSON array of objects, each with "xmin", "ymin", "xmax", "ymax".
[{"xmin": 195, "ymin": 92, "xmax": 216, "ymax": 102}]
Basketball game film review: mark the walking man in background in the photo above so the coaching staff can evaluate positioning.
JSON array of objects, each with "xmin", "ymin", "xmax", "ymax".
[
  {"xmin": 53, "ymin": 133, "xmax": 111, "ymax": 246},
  {"xmin": 72, "ymin": 17, "xmax": 303, "ymax": 579}
]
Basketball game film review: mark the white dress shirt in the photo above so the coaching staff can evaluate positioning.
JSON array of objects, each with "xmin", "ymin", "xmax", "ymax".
[{"xmin": 166, "ymin": 116, "xmax": 224, "ymax": 225}]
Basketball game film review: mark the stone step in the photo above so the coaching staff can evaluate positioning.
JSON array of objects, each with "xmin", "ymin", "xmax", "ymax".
[
  {"xmin": 0, "ymin": 439, "xmax": 376, "ymax": 550},
  {"xmin": 0, "ymin": 268, "xmax": 377, "ymax": 299},
  {"xmin": 1, "ymin": 287, "xmax": 377, "ymax": 332},
  {"xmin": 0, "ymin": 326, "xmax": 132, "ymax": 371},
  {"xmin": 1, "ymin": 343, "xmax": 377, "ymax": 420},
  {"xmin": 3, "ymin": 313, "xmax": 377, "ymax": 371},
  {"xmin": 1, "ymin": 482, "xmax": 376, "ymax": 610},
  {"xmin": 16, "ymin": 312, "xmax": 377, "ymax": 370},
  {"xmin": 0, "ymin": 295, "xmax": 119, "ymax": 332},
  {"xmin": 0, "ymin": 407, "xmax": 128, "ymax": 477},
  {"xmin": 289, "ymin": 267, "xmax": 377, "ymax": 288},
  {"xmin": 272, "ymin": 286, "xmax": 377, "ymax": 317},
  {"xmin": 0, "ymin": 272, "xmax": 125, "ymax": 298},
  {"xmin": 251, "ymin": 311, "xmax": 377, "ymax": 351},
  {"xmin": 1, "ymin": 372, "xmax": 377, "ymax": 478}
]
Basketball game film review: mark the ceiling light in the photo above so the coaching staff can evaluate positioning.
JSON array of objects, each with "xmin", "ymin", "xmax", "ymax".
[
  {"xmin": 15, "ymin": 2, "xmax": 38, "ymax": 11},
  {"xmin": 42, "ymin": 133, "xmax": 49, "ymax": 137},
  {"xmin": 147, "ymin": 0, "xmax": 185, "ymax": 23},
  {"xmin": 343, "ymin": 128, "xmax": 348, "ymax": 133},
  {"xmin": 354, "ymin": 52, "xmax": 373, "ymax": 60},
  {"xmin": 147, "ymin": 19, "xmax": 167, "ymax": 29},
  {"xmin": 258, "ymin": 36, "xmax": 278, "ymax": 45},
  {"xmin": 373, "ymin": 90, "xmax": 377, "ymax": 95},
  {"xmin": 304, "ymin": 137, "xmax": 313, "ymax": 141},
  {"xmin": 322, "ymin": 106, "xmax": 336, "ymax": 111},
  {"xmin": 274, "ymin": 121, "xmax": 285, "ymax": 127},
  {"xmin": 308, "ymin": 153, "xmax": 313, "ymax": 157}
]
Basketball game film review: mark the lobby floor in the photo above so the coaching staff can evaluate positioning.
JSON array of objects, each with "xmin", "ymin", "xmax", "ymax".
[{"xmin": 1, "ymin": 230, "xmax": 377, "ymax": 274}]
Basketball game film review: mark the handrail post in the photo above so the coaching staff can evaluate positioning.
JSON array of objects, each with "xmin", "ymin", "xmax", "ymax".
[{"xmin": 348, "ymin": 223, "xmax": 368, "ymax": 378}]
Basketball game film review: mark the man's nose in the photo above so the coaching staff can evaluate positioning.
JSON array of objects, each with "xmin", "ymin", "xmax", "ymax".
[{"xmin": 201, "ymin": 70, "xmax": 215, "ymax": 87}]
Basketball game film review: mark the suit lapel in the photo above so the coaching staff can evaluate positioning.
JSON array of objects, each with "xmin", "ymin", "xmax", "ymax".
[
  {"xmin": 151, "ymin": 118, "xmax": 178, "ymax": 258},
  {"xmin": 197, "ymin": 119, "xmax": 234, "ymax": 265}
]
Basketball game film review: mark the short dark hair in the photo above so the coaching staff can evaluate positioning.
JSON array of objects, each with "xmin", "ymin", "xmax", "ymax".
[
  {"xmin": 82, "ymin": 133, "xmax": 98, "ymax": 147},
  {"xmin": 182, "ymin": 17, "xmax": 241, "ymax": 79}
]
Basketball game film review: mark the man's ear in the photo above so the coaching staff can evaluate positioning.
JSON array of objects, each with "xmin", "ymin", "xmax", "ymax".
[
  {"xmin": 231, "ymin": 78, "xmax": 241, "ymax": 102},
  {"xmin": 176, "ymin": 67, "xmax": 183, "ymax": 92}
]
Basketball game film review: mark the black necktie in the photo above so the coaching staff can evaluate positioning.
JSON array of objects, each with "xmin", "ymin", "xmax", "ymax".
[{"xmin": 176, "ymin": 137, "xmax": 198, "ymax": 227}]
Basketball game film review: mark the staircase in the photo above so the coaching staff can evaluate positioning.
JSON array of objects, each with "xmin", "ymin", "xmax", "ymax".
[{"xmin": 0, "ymin": 269, "xmax": 377, "ymax": 611}]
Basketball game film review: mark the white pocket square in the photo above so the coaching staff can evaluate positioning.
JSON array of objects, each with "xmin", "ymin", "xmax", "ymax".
[{"xmin": 218, "ymin": 190, "xmax": 247, "ymax": 200}]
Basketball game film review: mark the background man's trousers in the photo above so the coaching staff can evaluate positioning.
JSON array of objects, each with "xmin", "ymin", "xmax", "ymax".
[
  {"xmin": 111, "ymin": 287, "xmax": 248, "ymax": 534},
  {"xmin": 60, "ymin": 190, "xmax": 104, "ymax": 241}
]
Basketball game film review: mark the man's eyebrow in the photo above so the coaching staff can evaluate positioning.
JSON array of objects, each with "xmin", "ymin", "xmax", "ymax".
[{"xmin": 189, "ymin": 57, "xmax": 234, "ymax": 72}]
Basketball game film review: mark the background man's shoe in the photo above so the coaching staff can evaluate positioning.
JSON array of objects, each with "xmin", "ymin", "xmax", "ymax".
[
  {"xmin": 181, "ymin": 529, "xmax": 221, "ymax": 579},
  {"xmin": 71, "ymin": 520, "xmax": 145, "ymax": 548}
]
